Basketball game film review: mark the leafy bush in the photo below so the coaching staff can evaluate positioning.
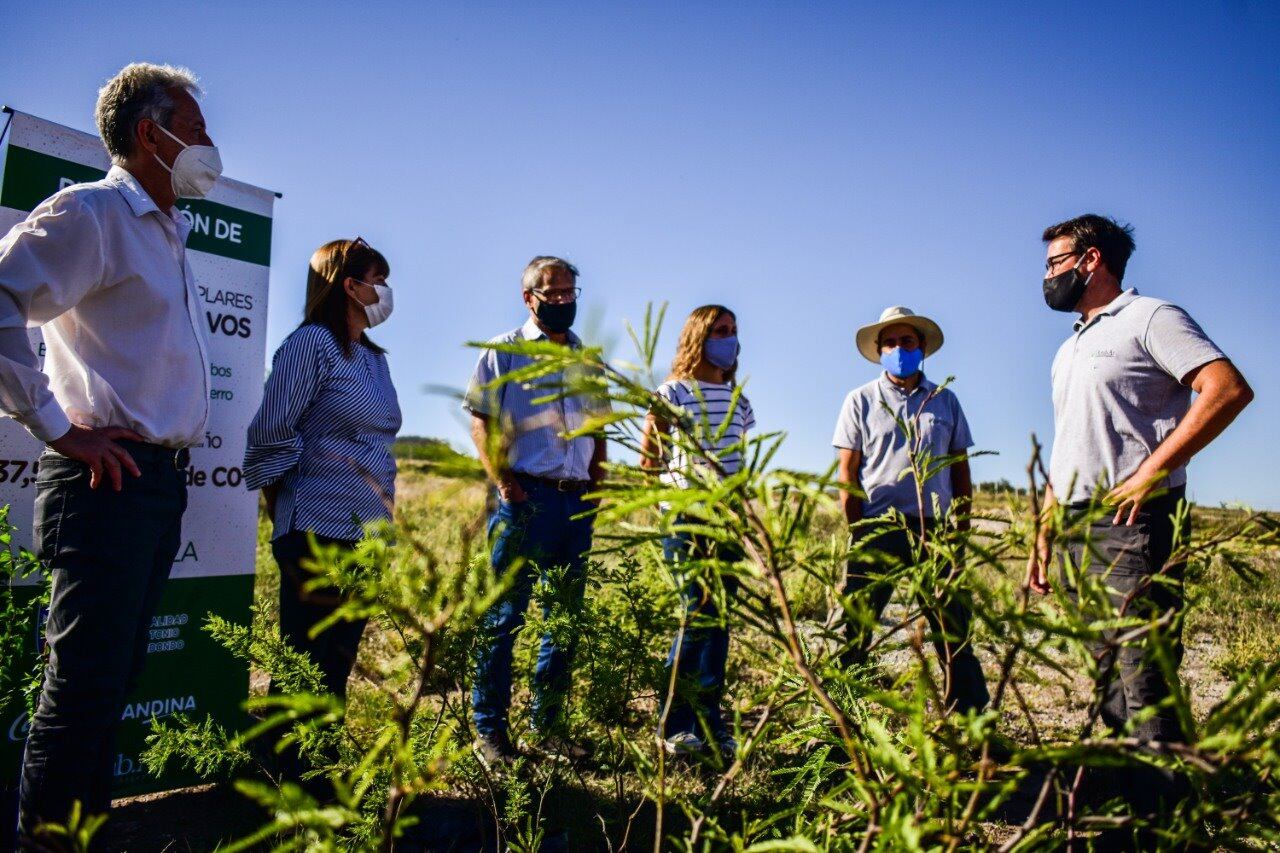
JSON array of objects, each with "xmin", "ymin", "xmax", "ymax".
[{"xmin": 9, "ymin": 305, "xmax": 1279, "ymax": 850}]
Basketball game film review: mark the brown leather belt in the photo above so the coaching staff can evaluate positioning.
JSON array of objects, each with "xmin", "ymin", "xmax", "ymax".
[{"xmin": 515, "ymin": 473, "xmax": 593, "ymax": 492}]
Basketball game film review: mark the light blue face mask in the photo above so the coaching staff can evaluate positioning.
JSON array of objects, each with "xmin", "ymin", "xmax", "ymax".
[
  {"xmin": 704, "ymin": 335, "xmax": 740, "ymax": 371},
  {"xmin": 880, "ymin": 346, "xmax": 924, "ymax": 378}
]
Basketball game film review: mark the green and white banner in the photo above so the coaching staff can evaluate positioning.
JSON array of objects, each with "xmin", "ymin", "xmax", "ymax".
[{"xmin": 0, "ymin": 109, "xmax": 275, "ymax": 797}]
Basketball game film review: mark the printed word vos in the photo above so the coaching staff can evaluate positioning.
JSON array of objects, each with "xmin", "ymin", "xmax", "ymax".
[{"xmin": 206, "ymin": 311, "xmax": 251, "ymax": 338}]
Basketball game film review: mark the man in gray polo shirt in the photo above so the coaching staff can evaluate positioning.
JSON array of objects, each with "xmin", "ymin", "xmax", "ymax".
[
  {"xmin": 1027, "ymin": 214, "xmax": 1253, "ymax": 814},
  {"xmin": 833, "ymin": 306, "xmax": 989, "ymax": 714}
]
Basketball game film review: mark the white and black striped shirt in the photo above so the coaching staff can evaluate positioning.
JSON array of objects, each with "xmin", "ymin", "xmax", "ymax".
[
  {"xmin": 655, "ymin": 378, "xmax": 755, "ymax": 488},
  {"xmin": 244, "ymin": 324, "xmax": 401, "ymax": 541}
]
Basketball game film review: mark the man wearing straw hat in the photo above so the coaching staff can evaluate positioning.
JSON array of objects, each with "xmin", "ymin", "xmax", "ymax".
[{"xmin": 831, "ymin": 306, "xmax": 989, "ymax": 713}]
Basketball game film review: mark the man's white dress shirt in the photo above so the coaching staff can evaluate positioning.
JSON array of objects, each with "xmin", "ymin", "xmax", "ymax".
[{"xmin": 0, "ymin": 166, "xmax": 210, "ymax": 446}]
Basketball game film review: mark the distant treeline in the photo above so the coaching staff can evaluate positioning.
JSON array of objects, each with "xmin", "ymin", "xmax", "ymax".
[
  {"xmin": 975, "ymin": 478, "xmax": 1028, "ymax": 496},
  {"xmin": 391, "ymin": 436, "xmax": 485, "ymax": 479}
]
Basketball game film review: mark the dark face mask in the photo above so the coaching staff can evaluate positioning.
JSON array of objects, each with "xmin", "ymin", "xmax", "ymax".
[
  {"xmin": 535, "ymin": 298, "xmax": 577, "ymax": 333},
  {"xmin": 1042, "ymin": 257, "xmax": 1093, "ymax": 313}
]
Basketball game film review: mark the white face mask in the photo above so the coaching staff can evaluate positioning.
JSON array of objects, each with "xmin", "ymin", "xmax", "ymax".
[
  {"xmin": 356, "ymin": 282, "xmax": 394, "ymax": 327},
  {"xmin": 152, "ymin": 124, "xmax": 223, "ymax": 199}
]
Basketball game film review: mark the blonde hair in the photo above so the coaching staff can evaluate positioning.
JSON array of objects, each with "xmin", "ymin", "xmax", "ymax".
[
  {"xmin": 95, "ymin": 63, "xmax": 202, "ymax": 163},
  {"xmin": 667, "ymin": 304, "xmax": 735, "ymax": 384}
]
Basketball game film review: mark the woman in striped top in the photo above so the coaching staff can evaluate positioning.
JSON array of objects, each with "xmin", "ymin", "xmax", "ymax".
[
  {"xmin": 640, "ymin": 304, "xmax": 754, "ymax": 758},
  {"xmin": 244, "ymin": 238, "xmax": 401, "ymax": 702}
]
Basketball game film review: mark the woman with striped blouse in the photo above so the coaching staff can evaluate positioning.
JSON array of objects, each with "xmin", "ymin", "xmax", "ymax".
[
  {"xmin": 244, "ymin": 238, "xmax": 401, "ymax": 700},
  {"xmin": 640, "ymin": 304, "xmax": 755, "ymax": 758}
]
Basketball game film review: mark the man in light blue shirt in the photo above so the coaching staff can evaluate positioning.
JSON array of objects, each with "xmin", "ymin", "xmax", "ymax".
[{"xmin": 464, "ymin": 256, "xmax": 607, "ymax": 766}]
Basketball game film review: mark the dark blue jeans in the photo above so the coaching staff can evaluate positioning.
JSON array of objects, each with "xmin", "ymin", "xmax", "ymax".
[
  {"xmin": 18, "ymin": 444, "xmax": 187, "ymax": 838},
  {"xmin": 662, "ymin": 531, "xmax": 741, "ymax": 741},
  {"xmin": 471, "ymin": 479, "xmax": 595, "ymax": 737}
]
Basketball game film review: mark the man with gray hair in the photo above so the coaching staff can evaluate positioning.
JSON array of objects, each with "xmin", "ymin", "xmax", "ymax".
[
  {"xmin": 0, "ymin": 62, "xmax": 221, "ymax": 836},
  {"xmin": 464, "ymin": 255, "xmax": 608, "ymax": 767}
]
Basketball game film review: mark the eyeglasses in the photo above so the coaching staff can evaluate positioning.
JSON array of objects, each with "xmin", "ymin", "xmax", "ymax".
[
  {"xmin": 530, "ymin": 286, "xmax": 581, "ymax": 305},
  {"xmin": 1045, "ymin": 248, "xmax": 1085, "ymax": 273}
]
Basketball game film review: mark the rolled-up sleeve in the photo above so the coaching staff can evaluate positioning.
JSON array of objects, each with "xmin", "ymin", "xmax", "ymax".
[
  {"xmin": 243, "ymin": 328, "xmax": 330, "ymax": 490},
  {"xmin": 462, "ymin": 345, "xmax": 503, "ymax": 417},
  {"xmin": 0, "ymin": 192, "xmax": 105, "ymax": 441}
]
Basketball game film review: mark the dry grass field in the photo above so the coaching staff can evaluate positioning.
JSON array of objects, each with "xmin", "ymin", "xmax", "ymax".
[{"xmin": 98, "ymin": 457, "xmax": 1280, "ymax": 851}]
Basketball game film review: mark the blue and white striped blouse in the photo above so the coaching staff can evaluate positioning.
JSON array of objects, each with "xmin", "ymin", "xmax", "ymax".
[{"xmin": 244, "ymin": 324, "xmax": 401, "ymax": 541}]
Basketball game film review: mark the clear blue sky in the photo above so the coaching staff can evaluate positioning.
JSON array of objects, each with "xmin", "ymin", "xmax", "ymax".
[{"xmin": 4, "ymin": 1, "xmax": 1278, "ymax": 508}]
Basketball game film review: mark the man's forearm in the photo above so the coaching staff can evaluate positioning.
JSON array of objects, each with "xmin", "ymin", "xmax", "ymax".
[
  {"xmin": 838, "ymin": 474, "xmax": 863, "ymax": 524},
  {"xmin": 951, "ymin": 458, "xmax": 972, "ymax": 529},
  {"xmin": 1037, "ymin": 482, "xmax": 1057, "ymax": 538},
  {"xmin": 0, "ymin": 327, "xmax": 73, "ymax": 442},
  {"xmin": 837, "ymin": 449, "xmax": 863, "ymax": 525},
  {"xmin": 589, "ymin": 436, "xmax": 607, "ymax": 481},
  {"xmin": 469, "ymin": 415, "xmax": 509, "ymax": 488},
  {"xmin": 839, "ymin": 489, "xmax": 863, "ymax": 525},
  {"xmin": 1145, "ymin": 371, "xmax": 1253, "ymax": 478},
  {"xmin": 1038, "ymin": 482, "xmax": 1057, "ymax": 515}
]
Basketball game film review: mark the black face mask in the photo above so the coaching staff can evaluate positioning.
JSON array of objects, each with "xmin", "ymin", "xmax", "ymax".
[
  {"xmin": 1042, "ymin": 258, "xmax": 1093, "ymax": 313},
  {"xmin": 535, "ymin": 298, "xmax": 577, "ymax": 334}
]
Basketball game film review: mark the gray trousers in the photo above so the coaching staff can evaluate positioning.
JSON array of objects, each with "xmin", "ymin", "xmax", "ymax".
[
  {"xmin": 843, "ymin": 519, "xmax": 990, "ymax": 714},
  {"xmin": 1065, "ymin": 488, "xmax": 1191, "ymax": 822},
  {"xmin": 17, "ymin": 444, "xmax": 187, "ymax": 837},
  {"xmin": 1065, "ymin": 488, "xmax": 1188, "ymax": 743}
]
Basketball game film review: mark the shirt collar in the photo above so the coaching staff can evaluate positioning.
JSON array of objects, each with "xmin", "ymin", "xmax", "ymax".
[
  {"xmin": 106, "ymin": 165, "xmax": 192, "ymax": 239},
  {"xmin": 1073, "ymin": 287, "xmax": 1140, "ymax": 332},
  {"xmin": 519, "ymin": 316, "xmax": 581, "ymax": 348},
  {"xmin": 878, "ymin": 371, "xmax": 935, "ymax": 396}
]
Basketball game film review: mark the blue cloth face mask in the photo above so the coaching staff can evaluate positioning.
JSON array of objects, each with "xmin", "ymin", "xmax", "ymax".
[
  {"xmin": 704, "ymin": 335, "xmax": 740, "ymax": 371},
  {"xmin": 880, "ymin": 346, "xmax": 924, "ymax": 378}
]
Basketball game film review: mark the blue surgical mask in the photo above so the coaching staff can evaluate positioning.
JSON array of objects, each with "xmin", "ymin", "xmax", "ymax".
[
  {"xmin": 880, "ymin": 346, "xmax": 924, "ymax": 378},
  {"xmin": 704, "ymin": 335, "xmax": 739, "ymax": 371}
]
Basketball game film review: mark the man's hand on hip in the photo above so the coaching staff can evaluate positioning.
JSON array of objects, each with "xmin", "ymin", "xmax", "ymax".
[
  {"xmin": 48, "ymin": 425, "xmax": 146, "ymax": 491},
  {"xmin": 1105, "ymin": 461, "xmax": 1164, "ymax": 526},
  {"xmin": 497, "ymin": 476, "xmax": 528, "ymax": 504}
]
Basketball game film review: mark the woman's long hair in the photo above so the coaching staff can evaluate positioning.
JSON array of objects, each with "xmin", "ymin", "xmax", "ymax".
[
  {"xmin": 303, "ymin": 239, "xmax": 390, "ymax": 357},
  {"xmin": 667, "ymin": 304, "xmax": 735, "ymax": 384}
]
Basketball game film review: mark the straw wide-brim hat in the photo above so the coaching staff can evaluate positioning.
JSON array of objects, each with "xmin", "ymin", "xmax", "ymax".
[{"xmin": 855, "ymin": 306, "xmax": 945, "ymax": 363}]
